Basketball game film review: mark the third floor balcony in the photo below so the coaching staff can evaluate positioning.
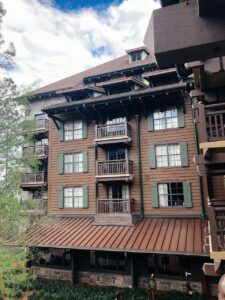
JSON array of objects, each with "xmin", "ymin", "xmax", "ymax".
[
  {"xmin": 94, "ymin": 121, "xmax": 132, "ymax": 146},
  {"xmin": 21, "ymin": 171, "xmax": 47, "ymax": 189},
  {"xmin": 95, "ymin": 159, "xmax": 133, "ymax": 182},
  {"xmin": 34, "ymin": 114, "xmax": 49, "ymax": 136},
  {"xmin": 194, "ymin": 102, "xmax": 225, "ymax": 176}
]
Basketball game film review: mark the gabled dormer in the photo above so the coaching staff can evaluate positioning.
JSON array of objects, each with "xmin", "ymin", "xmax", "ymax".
[{"xmin": 126, "ymin": 46, "xmax": 149, "ymax": 64}]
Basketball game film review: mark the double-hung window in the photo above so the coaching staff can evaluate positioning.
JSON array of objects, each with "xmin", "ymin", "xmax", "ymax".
[
  {"xmin": 58, "ymin": 185, "xmax": 88, "ymax": 209},
  {"xmin": 155, "ymin": 144, "xmax": 181, "ymax": 167},
  {"xmin": 152, "ymin": 181, "xmax": 192, "ymax": 208},
  {"xmin": 148, "ymin": 105, "xmax": 184, "ymax": 131},
  {"xmin": 153, "ymin": 107, "xmax": 178, "ymax": 130},
  {"xmin": 64, "ymin": 121, "xmax": 82, "ymax": 140},
  {"xmin": 158, "ymin": 182, "xmax": 184, "ymax": 207},
  {"xmin": 64, "ymin": 187, "xmax": 83, "ymax": 208},
  {"xmin": 64, "ymin": 153, "xmax": 83, "ymax": 173}
]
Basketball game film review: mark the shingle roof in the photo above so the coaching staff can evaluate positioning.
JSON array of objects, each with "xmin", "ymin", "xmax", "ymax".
[
  {"xmin": 32, "ymin": 53, "xmax": 155, "ymax": 96},
  {"xmin": 24, "ymin": 217, "xmax": 208, "ymax": 256}
]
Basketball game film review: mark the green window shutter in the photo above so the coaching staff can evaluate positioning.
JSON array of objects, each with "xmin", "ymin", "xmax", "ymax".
[
  {"xmin": 59, "ymin": 154, "xmax": 64, "ymax": 174},
  {"xmin": 152, "ymin": 183, "xmax": 159, "ymax": 208},
  {"xmin": 147, "ymin": 111, "xmax": 154, "ymax": 131},
  {"xmin": 183, "ymin": 181, "xmax": 192, "ymax": 208},
  {"xmin": 82, "ymin": 185, "xmax": 88, "ymax": 208},
  {"xmin": 180, "ymin": 142, "xmax": 188, "ymax": 167},
  {"xmin": 82, "ymin": 121, "xmax": 88, "ymax": 139},
  {"xmin": 58, "ymin": 187, "xmax": 64, "ymax": 209},
  {"xmin": 177, "ymin": 104, "xmax": 185, "ymax": 128},
  {"xmin": 82, "ymin": 151, "xmax": 88, "ymax": 173},
  {"xmin": 59, "ymin": 122, "xmax": 64, "ymax": 141},
  {"xmin": 149, "ymin": 145, "xmax": 156, "ymax": 169}
]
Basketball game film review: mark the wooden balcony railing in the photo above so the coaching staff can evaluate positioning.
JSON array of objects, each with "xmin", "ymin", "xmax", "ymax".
[
  {"xmin": 208, "ymin": 198, "xmax": 225, "ymax": 252},
  {"xmin": 96, "ymin": 159, "xmax": 133, "ymax": 176},
  {"xmin": 97, "ymin": 198, "xmax": 134, "ymax": 214},
  {"xmin": 22, "ymin": 144, "xmax": 48, "ymax": 157},
  {"xmin": 21, "ymin": 172, "xmax": 47, "ymax": 185},
  {"xmin": 95, "ymin": 122, "xmax": 131, "ymax": 140},
  {"xmin": 196, "ymin": 102, "xmax": 225, "ymax": 142}
]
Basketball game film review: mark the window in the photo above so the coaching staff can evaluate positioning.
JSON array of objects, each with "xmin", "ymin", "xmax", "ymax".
[
  {"xmin": 64, "ymin": 121, "xmax": 82, "ymax": 140},
  {"xmin": 58, "ymin": 185, "xmax": 88, "ymax": 209},
  {"xmin": 89, "ymin": 251, "xmax": 125, "ymax": 272},
  {"xmin": 156, "ymin": 144, "xmax": 181, "ymax": 167},
  {"xmin": 64, "ymin": 187, "xmax": 83, "ymax": 208},
  {"xmin": 158, "ymin": 182, "xmax": 184, "ymax": 207},
  {"xmin": 153, "ymin": 107, "xmax": 178, "ymax": 130},
  {"xmin": 131, "ymin": 52, "xmax": 141, "ymax": 62},
  {"xmin": 64, "ymin": 153, "xmax": 83, "ymax": 173}
]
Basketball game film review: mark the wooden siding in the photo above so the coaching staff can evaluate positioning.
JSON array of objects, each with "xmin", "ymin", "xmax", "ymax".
[{"xmin": 48, "ymin": 95, "xmax": 203, "ymax": 216}]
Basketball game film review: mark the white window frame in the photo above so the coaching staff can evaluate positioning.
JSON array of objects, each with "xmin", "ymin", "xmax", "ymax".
[
  {"xmin": 156, "ymin": 144, "xmax": 181, "ymax": 168},
  {"xmin": 153, "ymin": 107, "xmax": 178, "ymax": 130},
  {"xmin": 64, "ymin": 121, "xmax": 82, "ymax": 141},
  {"xmin": 64, "ymin": 153, "xmax": 83, "ymax": 173},
  {"xmin": 64, "ymin": 187, "xmax": 83, "ymax": 208}
]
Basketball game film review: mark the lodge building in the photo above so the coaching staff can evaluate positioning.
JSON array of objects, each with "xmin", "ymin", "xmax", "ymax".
[{"xmin": 21, "ymin": 3, "xmax": 225, "ymax": 297}]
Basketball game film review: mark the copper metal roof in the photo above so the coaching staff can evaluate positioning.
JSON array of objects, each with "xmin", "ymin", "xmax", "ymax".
[{"xmin": 25, "ymin": 217, "xmax": 208, "ymax": 256}]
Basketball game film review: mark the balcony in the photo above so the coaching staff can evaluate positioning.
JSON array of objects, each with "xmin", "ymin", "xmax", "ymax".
[
  {"xmin": 208, "ymin": 199, "xmax": 225, "ymax": 260},
  {"xmin": 95, "ymin": 159, "xmax": 133, "ymax": 182},
  {"xmin": 34, "ymin": 115, "xmax": 49, "ymax": 136},
  {"xmin": 196, "ymin": 102, "xmax": 225, "ymax": 143},
  {"xmin": 94, "ymin": 122, "xmax": 131, "ymax": 146},
  {"xmin": 21, "ymin": 172, "xmax": 47, "ymax": 188},
  {"xmin": 22, "ymin": 144, "xmax": 48, "ymax": 159},
  {"xmin": 94, "ymin": 198, "xmax": 136, "ymax": 226},
  {"xmin": 194, "ymin": 102, "xmax": 225, "ymax": 175}
]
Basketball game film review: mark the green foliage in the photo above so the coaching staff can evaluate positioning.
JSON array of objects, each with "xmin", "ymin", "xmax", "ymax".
[{"xmin": 0, "ymin": 245, "xmax": 32, "ymax": 300}]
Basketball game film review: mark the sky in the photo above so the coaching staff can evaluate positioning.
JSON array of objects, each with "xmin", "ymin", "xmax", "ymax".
[{"xmin": 1, "ymin": 0, "xmax": 159, "ymax": 89}]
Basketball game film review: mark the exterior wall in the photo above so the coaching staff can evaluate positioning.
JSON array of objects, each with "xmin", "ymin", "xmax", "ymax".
[
  {"xmin": 31, "ymin": 267, "xmax": 209, "ymax": 295},
  {"xmin": 29, "ymin": 96, "xmax": 66, "ymax": 118},
  {"xmin": 48, "ymin": 94, "xmax": 202, "ymax": 216},
  {"xmin": 78, "ymin": 271, "xmax": 132, "ymax": 288},
  {"xmin": 212, "ymin": 176, "xmax": 225, "ymax": 199},
  {"xmin": 32, "ymin": 266, "xmax": 72, "ymax": 281},
  {"xmin": 48, "ymin": 119, "xmax": 96, "ymax": 214}
]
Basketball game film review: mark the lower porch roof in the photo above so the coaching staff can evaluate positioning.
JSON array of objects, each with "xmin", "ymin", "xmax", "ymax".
[{"xmin": 24, "ymin": 217, "xmax": 208, "ymax": 256}]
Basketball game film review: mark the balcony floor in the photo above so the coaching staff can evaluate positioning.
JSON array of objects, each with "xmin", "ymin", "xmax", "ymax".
[{"xmin": 94, "ymin": 213, "xmax": 136, "ymax": 226}]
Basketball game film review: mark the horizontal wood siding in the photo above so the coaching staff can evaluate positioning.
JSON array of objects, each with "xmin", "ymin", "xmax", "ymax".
[
  {"xmin": 48, "ymin": 95, "xmax": 203, "ymax": 216},
  {"xmin": 139, "ymin": 96, "xmax": 202, "ymax": 215},
  {"xmin": 48, "ymin": 120, "xmax": 96, "ymax": 214}
]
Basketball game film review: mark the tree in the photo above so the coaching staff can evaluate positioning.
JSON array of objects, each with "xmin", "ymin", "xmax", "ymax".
[{"xmin": 0, "ymin": 1, "xmax": 38, "ymax": 240}]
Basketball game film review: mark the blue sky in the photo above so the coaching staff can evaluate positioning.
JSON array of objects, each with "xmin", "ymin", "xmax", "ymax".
[{"xmin": 49, "ymin": 0, "xmax": 123, "ymax": 10}]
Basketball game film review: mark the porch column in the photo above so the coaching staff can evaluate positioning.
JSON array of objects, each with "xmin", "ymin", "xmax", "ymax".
[{"xmin": 71, "ymin": 251, "xmax": 78, "ymax": 285}]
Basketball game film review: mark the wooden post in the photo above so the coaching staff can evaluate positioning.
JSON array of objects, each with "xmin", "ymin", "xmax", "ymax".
[
  {"xmin": 130, "ymin": 254, "xmax": 136, "ymax": 289},
  {"xmin": 71, "ymin": 251, "xmax": 78, "ymax": 285},
  {"xmin": 198, "ymin": 103, "xmax": 208, "ymax": 142},
  {"xmin": 208, "ymin": 203, "xmax": 219, "ymax": 251}
]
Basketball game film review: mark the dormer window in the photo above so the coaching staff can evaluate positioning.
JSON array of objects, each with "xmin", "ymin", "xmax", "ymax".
[
  {"xmin": 126, "ymin": 46, "xmax": 149, "ymax": 64},
  {"xmin": 131, "ymin": 52, "xmax": 142, "ymax": 62}
]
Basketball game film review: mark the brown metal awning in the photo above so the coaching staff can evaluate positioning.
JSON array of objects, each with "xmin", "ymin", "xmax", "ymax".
[{"xmin": 24, "ymin": 217, "xmax": 208, "ymax": 256}]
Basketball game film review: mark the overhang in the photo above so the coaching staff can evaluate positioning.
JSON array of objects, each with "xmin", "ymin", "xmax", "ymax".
[{"xmin": 24, "ymin": 217, "xmax": 208, "ymax": 256}]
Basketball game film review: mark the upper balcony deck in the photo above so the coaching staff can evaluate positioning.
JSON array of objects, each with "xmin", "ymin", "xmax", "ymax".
[{"xmin": 94, "ymin": 122, "xmax": 132, "ymax": 146}]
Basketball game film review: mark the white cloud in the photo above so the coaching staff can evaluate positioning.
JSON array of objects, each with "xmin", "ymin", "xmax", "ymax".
[{"xmin": 1, "ymin": 0, "xmax": 159, "ymax": 88}]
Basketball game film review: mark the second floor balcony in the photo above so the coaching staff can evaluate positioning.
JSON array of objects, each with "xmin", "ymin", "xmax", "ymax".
[
  {"xmin": 22, "ymin": 144, "xmax": 48, "ymax": 159},
  {"xmin": 95, "ymin": 121, "xmax": 131, "ymax": 146},
  {"xmin": 21, "ymin": 171, "xmax": 47, "ymax": 188},
  {"xmin": 95, "ymin": 159, "xmax": 133, "ymax": 182},
  {"xmin": 95, "ymin": 198, "xmax": 135, "ymax": 225},
  {"xmin": 208, "ymin": 199, "xmax": 225, "ymax": 260}
]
